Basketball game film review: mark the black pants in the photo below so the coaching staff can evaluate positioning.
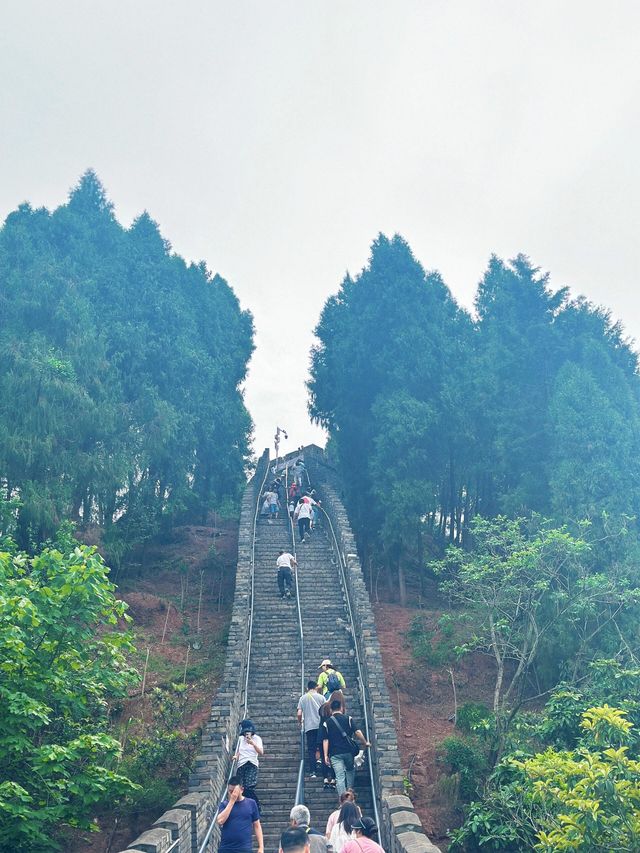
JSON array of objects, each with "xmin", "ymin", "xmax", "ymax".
[
  {"xmin": 305, "ymin": 728, "xmax": 319, "ymax": 772},
  {"xmin": 237, "ymin": 761, "xmax": 260, "ymax": 812},
  {"xmin": 298, "ymin": 517, "xmax": 310, "ymax": 541},
  {"xmin": 277, "ymin": 567, "xmax": 293, "ymax": 596}
]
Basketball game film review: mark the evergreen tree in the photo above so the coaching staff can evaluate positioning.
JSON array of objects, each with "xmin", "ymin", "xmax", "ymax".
[{"xmin": 0, "ymin": 171, "xmax": 254, "ymax": 549}]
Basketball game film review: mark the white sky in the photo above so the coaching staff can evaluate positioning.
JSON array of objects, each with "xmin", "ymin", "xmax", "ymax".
[{"xmin": 2, "ymin": 1, "xmax": 639, "ymax": 457}]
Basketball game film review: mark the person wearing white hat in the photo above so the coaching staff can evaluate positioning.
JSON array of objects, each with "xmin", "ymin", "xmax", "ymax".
[{"xmin": 317, "ymin": 659, "xmax": 346, "ymax": 698}]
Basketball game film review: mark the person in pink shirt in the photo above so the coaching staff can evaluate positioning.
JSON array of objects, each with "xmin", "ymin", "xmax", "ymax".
[
  {"xmin": 342, "ymin": 817, "xmax": 385, "ymax": 853},
  {"xmin": 325, "ymin": 790, "xmax": 360, "ymax": 839}
]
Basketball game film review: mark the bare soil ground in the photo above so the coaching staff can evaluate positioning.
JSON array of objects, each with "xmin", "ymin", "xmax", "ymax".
[
  {"xmin": 374, "ymin": 584, "xmax": 496, "ymax": 851},
  {"xmin": 66, "ymin": 518, "xmax": 238, "ymax": 853}
]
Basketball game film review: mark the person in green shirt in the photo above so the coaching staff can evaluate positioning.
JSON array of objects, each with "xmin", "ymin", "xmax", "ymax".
[{"xmin": 317, "ymin": 659, "xmax": 346, "ymax": 698}]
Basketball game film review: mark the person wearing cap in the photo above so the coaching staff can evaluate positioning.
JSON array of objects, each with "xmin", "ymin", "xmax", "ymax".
[
  {"xmin": 317, "ymin": 659, "xmax": 346, "ymax": 697},
  {"xmin": 233, "ymin": 719, "xmax": 264, "ymax": 811},
  {"xmin": 342, "ymin": 817, "xmax": 385, "ymax": 853}
]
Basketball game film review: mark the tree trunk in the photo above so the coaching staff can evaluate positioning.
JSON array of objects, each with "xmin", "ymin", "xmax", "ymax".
[{"xmin": 398, "ymin": 559, "xmax": 407, "ymax": 606}]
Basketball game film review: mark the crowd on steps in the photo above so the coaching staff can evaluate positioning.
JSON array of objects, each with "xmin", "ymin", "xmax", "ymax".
[
  {"xmin": 220, "ymin": 657, "xmax": 377, "ymax": 853},
  {"xmin": 216, "ymin": 452, "xmax": 384, "ymax": 853},
  {"xmin": 218, "ymin": 776, "xmax": 384, "ymax": 853}
]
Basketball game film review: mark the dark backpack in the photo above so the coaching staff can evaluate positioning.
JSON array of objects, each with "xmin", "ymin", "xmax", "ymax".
[{"xmin": 327, "ymin": 671, "xmax": 341, "ymax": 693}]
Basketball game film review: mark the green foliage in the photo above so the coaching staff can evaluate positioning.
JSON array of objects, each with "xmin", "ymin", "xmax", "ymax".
[
  {"xmin": 309, "ymin": 237, "xmax": 640, "ymax": 593},
  {"xmin": 522, "ymin": 706, "xmax": 640, "ymax": 852},
  {"xmin": 119, "ymin": 682, "xmax": 200, "ymax": 818},
  {"xmin": 309, "ymin": 234, "xmax": 472, "ymax": 600},
  {"xmin": 120, "ymin": 729, "xmax": 199, "ymax": 816},
  {"xmin": 452, "ymin": 690, "xmax": 640, "ymax": 851},
  {"xmin": 407, "ymin": 613, "xmax": 461, "ymax": 667},
  {"xmin": 432, "ymin": 515, "xmax": 640, "ymax": 758},
  {"xmin": 456, "ymin": 702, "xmax": 493, "ymax": 735},
  {"xmin": 0, "ymin": 171, "xmax": 254, "ymax": 551},
  {"xmin": 439, "ymin": 735, "xmax": 488, "ymax": 801},
  {"xmin": 0, "ymin": 536, "xmax": 139, "ymax": 850}
]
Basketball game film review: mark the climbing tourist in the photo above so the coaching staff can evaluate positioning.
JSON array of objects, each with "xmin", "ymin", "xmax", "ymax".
[
  {"xmin": 280, "ymin": 827, "xmax": 310, "ymax": 853},
  {"xmin": 342, "ymin": 818, "xmax": 385, "ymax": 853},
  {"xmin": 277, "ymin": 549, "xmax": 297, "ymax": 599},
  {"xmin": 325, "ymin": 791, "xmax": 360, "ymax": 839},
  {"xmin": 297, "ymin": 679, "xmax": 326, "ymax": 776},
  {"xmin": 288, "ymin": 497, "xmax": 296, "ymax": 520},
  {"xmin": 294, "ymin": 495, "xmax": 316, "ymax": 542},
  {"xmin": 289, "ymin": 804, "xmax": 328, "ymax": 853},
  {"xmin": 321, "ymin": 689, "xmax": 346, "ymax": 717},
  {"xmin": 322, "ymin": 700, "xmax": 370, "ymax": 797},
  {"xmin": 294, "ymin": 458, "xmax": 307, "ymax": 488},
  {"xmin": 217, "ymin": 775, "xmax": 264, "ymax": 853},
  {"xmin": 289, "ymin": 479, "xmax": 300, "ymax": 503},
  {"xmin": 327, "ymin": 802, "xmax": 360, "ymax": 853},
  {"xmin": 317, "ymin": 659, "xmax": 346, "ymax": 697},
  {"xmin": 264, "ymin": 488, "xmax": 280, "ymax": 522},
  {"xmin": 233, "ymin": 719, "xmax": 264, "ymax": 811},
  {"xmin": 319, "ymin": 700, "xmax": 336, "ymax": 791}
]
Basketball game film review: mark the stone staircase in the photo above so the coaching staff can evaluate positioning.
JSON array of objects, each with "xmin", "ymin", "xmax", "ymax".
[
  {"xmin": 246, "ymin": 506, "xmax": 373, "ymax": 850},
  {"xmin": 116, "ymin": 448, "xmax": 440, "ymax": 853}
]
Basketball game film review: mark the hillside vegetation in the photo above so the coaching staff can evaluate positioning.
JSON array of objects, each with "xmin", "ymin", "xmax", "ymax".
[
  {"xmin": 310, "ymin": 235, "xmax": 640, "ymax": 851},
  {"xmin": 0, "ymin": 174, "xmax": 252, "ymax": 850},
  {"xmin": 0, "ymin": 171, "xmax": 254, "ymax": 556}
]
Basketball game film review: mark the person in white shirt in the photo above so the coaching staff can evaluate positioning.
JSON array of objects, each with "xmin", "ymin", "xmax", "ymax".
[
  {"xmin": 276, "ymin": 550, "xmax": 297, "ymax": 599},
  {"xmin": 233, "ymin": 719, "xmax": 264, "ymax": 812},
  {"xmin": 294, "ymin": 496, "xmax": 317, "ymax": 543},
  {"xmin": 297, "ymin": 680, "xmax": 326, "ymax": 776},
  {"xmin": 327, "ymin": 802, "xmax": 359, "ymax": 853}
]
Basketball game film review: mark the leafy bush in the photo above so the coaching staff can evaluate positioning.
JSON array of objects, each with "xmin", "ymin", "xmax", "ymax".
[
  {"xmin": 407, "ymin": 613, "xmax": 460, "ymax": 667},
  {"xmin": 456, "ymin": 702, "xmax": 492, "ymax": 735},
  {"xmin": 0, "ymin": 537, "xmax": 138, "ymax": 850},
  {"xmin": 439, "ymin": 735, "xmax": 488, "ymax": 801},
  {"xmin": 119, "ymin": 730, "xmax": 199, "ymax": 818}
]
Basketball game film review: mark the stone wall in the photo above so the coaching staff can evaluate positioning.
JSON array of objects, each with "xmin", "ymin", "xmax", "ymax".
[
  {"xmin": 305, "ymin": 447, "xmax": 442, "ymax": 853},
  {"xmin": 117, "ymin": 450, "xmax": 270, "ymax": 853}
]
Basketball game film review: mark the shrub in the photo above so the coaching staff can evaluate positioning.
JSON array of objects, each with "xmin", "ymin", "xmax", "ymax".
[
  {"xmin": 456, "ymin": 702, "xmax": 492, "ymax": 734},
  {"xmin": 439, "ymin": 735, "xmax": 488, "ymax": 801}
]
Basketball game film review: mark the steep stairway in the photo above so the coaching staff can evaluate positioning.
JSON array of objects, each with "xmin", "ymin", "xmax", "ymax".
[
  {"xmin": 246, "ymin": 499, "xmax": 373, "ymax": 851},
  {"xmin": 295, "ymin": 514, "xmax": 374, "ymax": 829},
  {"xmin": 245, "ymin": 513, "xmax": 302, "ymax": 851}
]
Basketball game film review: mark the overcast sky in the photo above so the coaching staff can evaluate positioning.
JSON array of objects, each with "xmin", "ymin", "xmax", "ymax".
[{"xmin": 2, "ymin": 1, "xmax": 639, "ymax": 457}]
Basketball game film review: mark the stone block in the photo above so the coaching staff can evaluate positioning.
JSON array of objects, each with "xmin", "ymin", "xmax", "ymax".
[
  {"xmin": 384, "ymin": 794, "xmax": 413, "ymax": 811},
  {"xmin": 153, "ymin": 807, "xmax": 191, "ymax": 851},
  {"xmin": 396, "ymin": 830, "xmax": 442, "ymax": 853},
  {"xmin": 126, "ymin": 826, "xmax": 174, "ymax": 852},
  {"xmin": 391, "ymin": 810, "xmax": 423, "ymax": 830}
]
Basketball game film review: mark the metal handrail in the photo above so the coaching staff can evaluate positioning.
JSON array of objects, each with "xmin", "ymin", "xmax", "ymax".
[
  {"xmin": 284, "ymin": 462, "xmax": 306, "ymax": 806},
  {"xmin": 197, "ymin": 452, "xmax": 271, "ymax": 853},
  {"xmin": 244, "ymin": 452, "xmax": 272, "ymax": 717},
  {"xmin": 316, "ymin": 500, "xmax": 382, "ymax": 832}
]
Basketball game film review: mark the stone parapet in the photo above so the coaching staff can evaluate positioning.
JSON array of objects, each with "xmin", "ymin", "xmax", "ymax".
[
  {"xmin": 117, "ymin": 451, "xmax": 270, "ymax": 853},
  {"xmin": 305, "ymin": 447, "xmax": 441, "ymax": 853}
]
